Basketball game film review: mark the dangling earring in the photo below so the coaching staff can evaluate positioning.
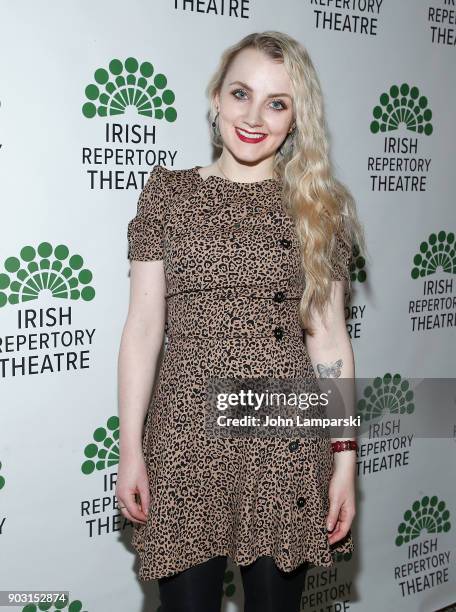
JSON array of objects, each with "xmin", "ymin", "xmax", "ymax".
[
  {"xmin": 211, "ymin": 110, "xmax": 220, "ymax": 138},
  {"xmin": 279, "ymin": 124, "xmax": 296, "ymax": 157}
]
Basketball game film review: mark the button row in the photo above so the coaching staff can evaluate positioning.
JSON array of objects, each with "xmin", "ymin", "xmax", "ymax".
[
  {"xmin": 289, "ymin": 441, "xmax": 305, "ymax": 508},
  {"xmin": 272, "ymin": 287, "xmax": 286, "ymax": 340},
  {"xmin": 272, "ymin": 242, "xmax": 289, "ymax": 340}
]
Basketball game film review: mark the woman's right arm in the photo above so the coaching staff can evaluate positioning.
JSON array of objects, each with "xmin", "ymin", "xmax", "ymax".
[{"xmin": 116, "ymin": 259, "xmax": 166, "ymax": 525}]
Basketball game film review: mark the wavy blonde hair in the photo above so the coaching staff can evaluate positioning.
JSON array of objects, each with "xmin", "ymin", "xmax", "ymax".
[{"xmin": 206, "ymin": 31, "xmax": 367, "ymax": 335}]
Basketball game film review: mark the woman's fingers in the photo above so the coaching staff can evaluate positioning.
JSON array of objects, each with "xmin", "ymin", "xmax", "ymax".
[
  {"xmin": 128, "ymin": 491, "xmax": 149, "ymax": 522},
  {"xmin": 119, "ymin": 504, "xmax": 145, "ymax": 525},
  {"xmin": 115, "ymin": 457, "xmax": 151, "ymax": 525},
  {"xmin": 117, "ymin": 480, "xmax": 150, "ymax": 525},
  {"xmin": 327, "ymin": 503, "xmax": 355, "ymax": 544}
]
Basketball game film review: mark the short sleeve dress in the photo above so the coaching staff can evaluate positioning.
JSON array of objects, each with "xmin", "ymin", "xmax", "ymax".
[{"xmin": 127, "ymin": 164, "xmax": 355, "ymax": 581}]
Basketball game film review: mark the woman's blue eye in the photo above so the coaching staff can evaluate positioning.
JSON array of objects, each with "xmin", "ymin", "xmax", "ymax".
[
  {"xmin": 231, "ymin": 89, "xmax": 286, "ymax": 111},
  {"xmin": 233, "ymin": 89, "xmax": 247, "ymax": 100},
  {"xmin": 271, "ymin": 100, "xmax": 286, "ymax": 111}
]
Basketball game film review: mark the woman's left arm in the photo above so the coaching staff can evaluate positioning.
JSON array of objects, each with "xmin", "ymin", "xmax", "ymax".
[{"xmin": 304, "ymin": 280, "xmax": 357, "ymax": 546}]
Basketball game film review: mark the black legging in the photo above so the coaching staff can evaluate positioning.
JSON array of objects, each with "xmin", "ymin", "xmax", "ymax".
[{"xmin": 158, "ymin": 555, "xmax": 309, "ymax": 612}]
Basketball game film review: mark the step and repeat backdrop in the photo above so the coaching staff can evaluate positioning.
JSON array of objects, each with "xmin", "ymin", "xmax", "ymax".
[{"xmin": 1, "ymin": 1, "xmax": 455, "ymax": 611}]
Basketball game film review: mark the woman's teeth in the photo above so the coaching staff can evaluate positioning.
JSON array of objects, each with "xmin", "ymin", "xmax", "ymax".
[
  {"xmin": 237, "ymin": 128, "xmax": 265, "ymax": 139},
  {"xmin": 235, "ymin": 127, "xmax": 267, "ymax": 142}
]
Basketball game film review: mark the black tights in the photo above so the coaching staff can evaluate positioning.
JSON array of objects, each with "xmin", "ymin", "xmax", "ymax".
[{"xmin": 158, "ymin": 555, "xmax": 309, "ymax": 612}]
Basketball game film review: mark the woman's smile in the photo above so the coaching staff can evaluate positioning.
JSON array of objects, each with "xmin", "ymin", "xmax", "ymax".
[{"xmin": 235, "ymin": 126, "xmax": 268, "ymax": 143}]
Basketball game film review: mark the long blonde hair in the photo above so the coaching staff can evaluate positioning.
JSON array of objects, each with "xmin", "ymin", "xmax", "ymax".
[{"xmin": 206, "ymin": 31, "xmax": 367, "ymax": 335}]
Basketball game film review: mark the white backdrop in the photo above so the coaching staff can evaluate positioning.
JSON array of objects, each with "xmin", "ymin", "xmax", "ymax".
[{"xmin": 1, "ymin": 1, "xmax": 455, "ymax": 610}]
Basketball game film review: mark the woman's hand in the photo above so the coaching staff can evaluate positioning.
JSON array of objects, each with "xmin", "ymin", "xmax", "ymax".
[
  {"xmin": 326, "ymin": 451, "xmax": 356, "ymax": 545},
  {"xmin": 115, "ymin": 449, "xmax": 150, "ymax": 526}
]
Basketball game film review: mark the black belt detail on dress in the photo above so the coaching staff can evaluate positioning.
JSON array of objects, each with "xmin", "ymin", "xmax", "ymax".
[{"xmin": 166, "ymin": 286, "xmax": 301, "ymax": 300}]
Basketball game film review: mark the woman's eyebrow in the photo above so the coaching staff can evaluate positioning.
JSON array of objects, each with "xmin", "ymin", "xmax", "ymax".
[{"xmin": 228, "ymin": 80, "xmax": 292, "ymax": 99}]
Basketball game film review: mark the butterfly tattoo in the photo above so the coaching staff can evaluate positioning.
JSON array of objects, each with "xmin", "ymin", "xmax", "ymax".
[{"xmin": 316, "ymin": 359, "xmax": 343, "ymax": 378}]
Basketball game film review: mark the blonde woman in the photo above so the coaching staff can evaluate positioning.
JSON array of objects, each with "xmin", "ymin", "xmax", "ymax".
[{"xmin": 117, "ymin": 31, "xmax": 366, "ymax": 612}]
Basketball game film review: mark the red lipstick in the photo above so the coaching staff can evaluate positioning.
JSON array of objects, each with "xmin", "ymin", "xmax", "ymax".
[{"xmin": 235, "ymin": 127, "xmax": 267, "ymax": 144}]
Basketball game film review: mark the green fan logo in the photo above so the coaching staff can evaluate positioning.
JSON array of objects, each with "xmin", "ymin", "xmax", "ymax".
[
  {"xmin": 82, "ymin": 57, "xmax": 177, "ymax": 121},
  {"xmin": 395, "ymin": 495, "xmax": 451, "ymax": 546},
  {"xmin": 81, "ymin": 416, "xmax": 120, "ymax": 474},
  {"xmin": 332, "ymin": 550, "xmax": 353, "ymax": 563},
  {"xmin": 223, "ymin": 567, "xmax": 236, "ymax": 598},
  {"xmin": 357, "ymin": 373, "xmax": 414, "ymax": 424},
  {"xmin": 21, "ymin": 598, "xmax": 87, "ymax": 611},
  {"xmin": 370, "ymin": 83, "xmax": 433, "ymax": 135},
  {"xmin": 411, "ymin": 231, "xmax": 456, "ymax": 278},
  {"xmin": 350, "ymin": 243, "xmax": 367, "ymax": 283},
  {"xmin": 0, "ymin": 242, "xmax": 95, "ymax": 307}
]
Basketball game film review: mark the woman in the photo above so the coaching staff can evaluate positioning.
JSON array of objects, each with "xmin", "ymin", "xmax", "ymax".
[{"xmin": 116, "ymin": 31, "xmax": 366, "ymax": 612}]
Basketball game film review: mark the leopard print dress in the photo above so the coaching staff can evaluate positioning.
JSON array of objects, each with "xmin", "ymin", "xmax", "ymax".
[{"xmin": 126, "ymin": 164, "xmax": 355, "ymax": 581}]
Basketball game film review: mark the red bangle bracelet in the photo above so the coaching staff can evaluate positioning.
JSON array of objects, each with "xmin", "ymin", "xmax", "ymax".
[{"xmin": 331, "ymin": 440, "xmax": 358, "ymax": 452}]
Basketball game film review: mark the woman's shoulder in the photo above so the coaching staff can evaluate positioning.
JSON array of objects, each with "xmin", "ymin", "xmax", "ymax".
[
  {"xmin": 148, "ymin": 164, "xmax": 201, "ymax": 193},
  {"xmin": 154, "ymin": 164, "xmax": 199, "ymax": 180}
]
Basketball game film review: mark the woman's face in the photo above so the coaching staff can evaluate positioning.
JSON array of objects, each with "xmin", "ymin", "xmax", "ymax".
[{"xmin": 214, "ymin": 47, "xmax": 294, "ymax": 165}]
